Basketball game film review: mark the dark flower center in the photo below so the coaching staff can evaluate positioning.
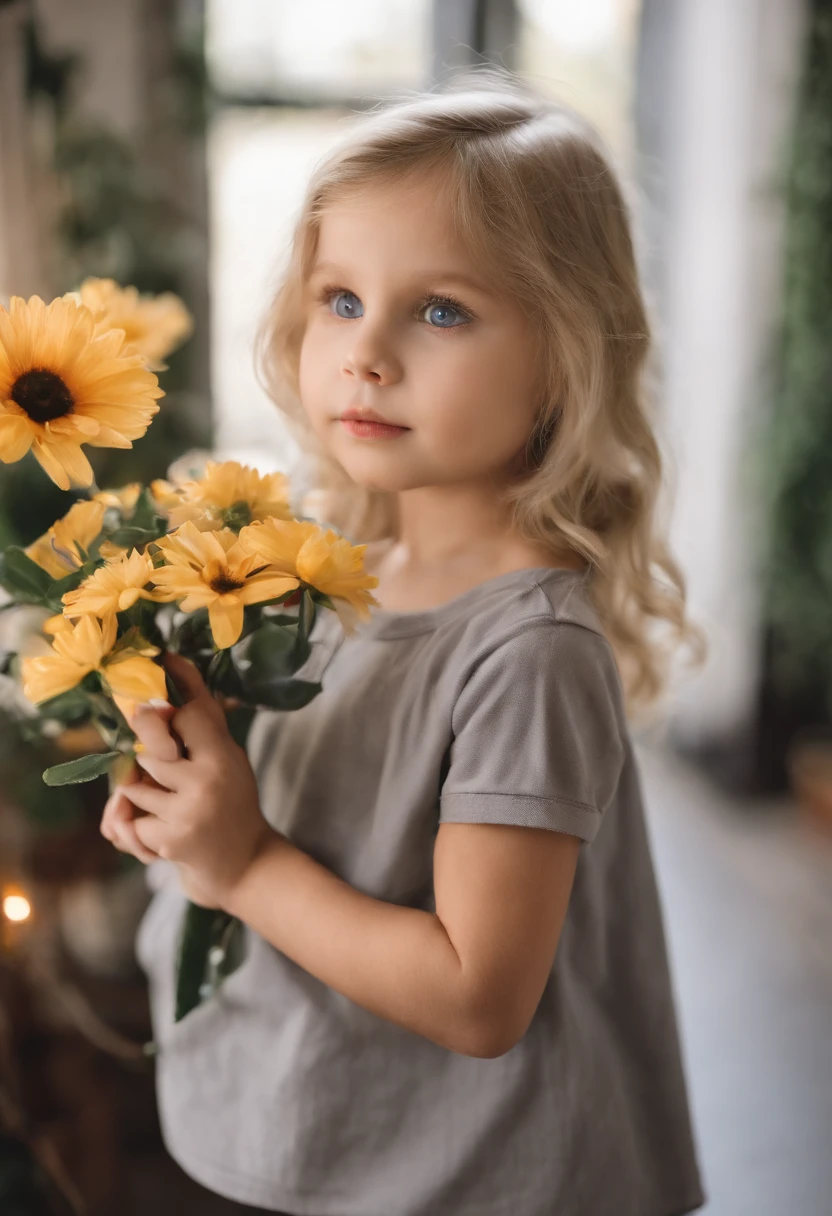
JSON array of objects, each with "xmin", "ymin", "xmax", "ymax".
[
  {"xmin": 210, "ymin": 569, "xmax": 245, "ymax": 595},
  {"xmin": 11, "ymin": 369, "xmax": 74, "ymax": 423}
]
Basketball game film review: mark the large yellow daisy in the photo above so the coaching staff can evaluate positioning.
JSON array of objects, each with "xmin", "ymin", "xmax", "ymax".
[
  {"xmin": 21, "ymin": 612, "xmax": 166, "ymax": 721},
  {"xmin": 73, "ymin": 277, "xmax": 193, "ymax": 370},
  {"xmin": 149, "ymin": 520, "xmax": 300, "ymax": 648},
  {"xmin": 0, "ymin": 295, "xmax": 164, "ymax": 491},
  {"xmin": 61, "ymin": 548, "xmax": 161, "ymax": 618},
  {"xmin": 238, "ymin": 518, "xmax": 380, "ymax": 634},
  {"xmin": 160, "ymin": 460, "xmax": 294, "ymax": 531},
  {"xmin": 25, "ymin": 499, "xmax": 107, "ymax": 579}
]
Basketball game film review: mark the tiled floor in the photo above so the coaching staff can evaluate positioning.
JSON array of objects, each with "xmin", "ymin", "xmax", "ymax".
[{"xmin": 638, "ymin": 742, "xmax": 832, "ymax": 1215}]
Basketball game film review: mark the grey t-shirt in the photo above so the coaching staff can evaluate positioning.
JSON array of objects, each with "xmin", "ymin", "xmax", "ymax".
[{"xmin": 136, "ymin": 566, "xmax": 706, "ymax": 1216}]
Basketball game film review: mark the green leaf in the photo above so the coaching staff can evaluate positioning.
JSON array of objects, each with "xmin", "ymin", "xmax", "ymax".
[
  {"xmin": 297, "ymin": 588, "xmax": 316, "ymax": 640},
  {"xmin": 130, "ymin": 485, "xmax": 160, "ymax": 531},
  {"xmin": 243, "ymin": 620, "xmax": 310, "ymax": 682},
  {"xmin": 207, "ymin": 646, "xmax": 245, "ymax": 699},
  {"xmin": 174, "ymin": 903, "xmax": 244, "ymax": 1022},
  {"xmin": 170, "ymin": 606, "xmax": 212, "ymax": 651},
  {"xmin": 42, "ymin": 750, "xmax": 121, "ymax": 785},
  {"xmin": 35, "ymin": 685, "xmax": 94, "ymax": 723},
  {"xmin": 0, "ymin": 547, "xmax": 52, "ymax": 600},
  {"xmin": 243, "ymin": 676, "xmax": 322, "ymax": 711},
  {"xmin": 107, "ymin": 524, "xmax": 160, "ymax": 548},
  {"xmin": 46, "ymin": 565, "xmax": 90, "ymax": 601},
  {"xmin": 225, "ymin": 704, "xmax": 257, "ymax": 748}
]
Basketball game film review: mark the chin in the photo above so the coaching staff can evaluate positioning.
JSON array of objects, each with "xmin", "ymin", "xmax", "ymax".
[{"xmin": 328, "ymin": 449, "xmax": 407, "ymax": 490}]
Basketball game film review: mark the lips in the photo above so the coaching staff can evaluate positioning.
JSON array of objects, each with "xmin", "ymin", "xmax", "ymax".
[{"xmin": 341, "ymin": 407, "xmax": 408, "ymax": 427}]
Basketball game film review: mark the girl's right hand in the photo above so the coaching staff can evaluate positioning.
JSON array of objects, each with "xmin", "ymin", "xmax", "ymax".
[
  {"xmin": 100, "ymin": 703, "xmax": 181, "ymax": 864},
  {"xmin": 101, "ymin": 764, "xmax": 160, "ymax": 865}
]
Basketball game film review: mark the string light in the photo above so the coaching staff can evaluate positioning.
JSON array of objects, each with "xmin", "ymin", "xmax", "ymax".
[{"xmin": 2, "ymin": 889, "xmax": 32, "ymax": 923}]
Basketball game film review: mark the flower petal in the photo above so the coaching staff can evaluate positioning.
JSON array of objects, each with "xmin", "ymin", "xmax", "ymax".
[
  {"xmin": 0, "ymin": 413, "xmax": 34, "ymax": 462},
  {"xmin": 30, "ymin": 440, "xmax": 71, "ymax": 490},
  {"xmin": 102, "ymin": 654, "xmax": 167, "ymax": 703},
  {"xmin": 40, "ymin": 440, "xmax": 94, "ymax": 488},
  {"xmin": 238, "ymin": 575, "xmax": 300, "ymax": 605},
  {"xmin": 21, "ymin": 652, "xmax": 92, "ymax": 703},
  {"xmin": 208, "ymin": 599, "xmax": 244, "ymax": 649}
]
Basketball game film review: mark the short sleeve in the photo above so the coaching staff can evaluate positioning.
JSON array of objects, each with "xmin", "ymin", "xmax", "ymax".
[{"xmin": 439, "ymin": 621, "xmax": 625, "ymax": 844}]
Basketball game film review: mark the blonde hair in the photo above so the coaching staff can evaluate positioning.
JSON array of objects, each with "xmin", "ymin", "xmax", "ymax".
[{"xmin": 257, "ymin": 69, "xmax": 706, "ymax": 721}]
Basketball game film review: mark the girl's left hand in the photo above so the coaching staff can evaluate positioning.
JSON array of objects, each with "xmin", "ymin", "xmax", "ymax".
[{"xmin": 116, "ymin": 652, "xmax": 274, "ymax": 909}]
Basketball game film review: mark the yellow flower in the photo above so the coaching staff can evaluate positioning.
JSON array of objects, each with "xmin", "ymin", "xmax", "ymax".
[
  {"xmin": 238, "ymin": 518, "xmax": 380, "ymax": 634},
  {"xmin": 61, "ymin": 548, "xmax": 161, "ymax": 618},
  {"xmin": 92, "ymin": 481, "xmax": 142, "ymax": 512},
  {"xmin": 21, "ymin": 613, "xmax": 166, "ymax": 721},
  {"xmin": 73, "ymin": 277, "xmax": 193, "ymax": 370},
  {"xmin": 25, "ymin": 499, "xmax": 107, "ymax": 579},
  {"xmin": 163, "ymin": 460, "xmax": 294, "ymax": 531},
  {"xmin": 148, "ymin": 477, "xmax": 222, "ymax": 533},
  {"xmin": 0, "ymin": 295, "xmax": 163, "ymax": 491},
  {"xmin": 42, "ymin": 613, "xmax": 74, "ymax": 636},
  {"xmin": 149, "ymin": 520, "xmax": 299, "ymax": 649},
  {"xmin": 149, "ymin": 478, "xmax": 182, "ymax": 510}
]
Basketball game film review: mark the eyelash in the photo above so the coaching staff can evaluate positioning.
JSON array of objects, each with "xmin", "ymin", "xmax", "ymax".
[{"xmin": 315, "ymin": 283, "xmax": 474, "ymax": 327}]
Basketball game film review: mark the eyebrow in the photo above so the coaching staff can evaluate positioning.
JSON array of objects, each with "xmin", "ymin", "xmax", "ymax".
[{"xmin": 308, "ymin": 261, "xmax": 492, "ymax": 297}]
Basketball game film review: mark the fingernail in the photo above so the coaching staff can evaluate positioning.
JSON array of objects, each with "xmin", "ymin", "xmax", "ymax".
[{"xmin": 139, "ymin": 698, "xmax": 170, "ymax": 711}]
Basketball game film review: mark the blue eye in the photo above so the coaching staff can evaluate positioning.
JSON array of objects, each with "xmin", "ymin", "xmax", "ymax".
[
  {"xmin": 423, "ymin": 301, "xmax": 467, "ymax": 328},
  {"xmin": 330, "ymin": 291, "xmax": 363, "ymax": 319}
]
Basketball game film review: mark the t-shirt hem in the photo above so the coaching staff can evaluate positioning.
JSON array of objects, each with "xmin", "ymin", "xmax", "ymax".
[
  {"xmin": 439, "ymin": 789, "xmax": 601, "ymax": 842},
  {"xmin": 162, "ymin": 1136, "xmax": 707, "ymax": 1216},
  {"xmin": 159, "ymin": 1135, "xmax": 314, "ymax": 1214}
]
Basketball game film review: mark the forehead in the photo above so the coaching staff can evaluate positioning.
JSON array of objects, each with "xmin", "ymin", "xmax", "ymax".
[{"xmin": 312, "ymin": 172, "xmax": 474, "ymax": 275}]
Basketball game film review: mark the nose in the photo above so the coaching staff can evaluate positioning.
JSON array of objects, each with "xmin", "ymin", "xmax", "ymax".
[{"xmin": 341, "ymin": 320, "xmax": 402, "ymax": 386}]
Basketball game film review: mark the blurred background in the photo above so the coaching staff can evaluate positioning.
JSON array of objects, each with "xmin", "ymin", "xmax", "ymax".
[{"xmin": 0, "ymin": 0, "xmax": 830, "ymax": 1212}]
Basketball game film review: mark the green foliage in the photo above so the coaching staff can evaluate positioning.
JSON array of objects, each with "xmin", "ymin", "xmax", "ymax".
[
  {"xmin": 42, "ymin": 750, "xmax": 121, "ymax": 786},
  {"xmin": 0, "ymin": 548, "xmax": 53, "ymax": 602},
  {"xmin": 761, "ymin": 1, "xmax": 832, "ymax": 719},
  {"xmin": 0, "ymin": 4, "xmax": 211, "ymax": 844}
]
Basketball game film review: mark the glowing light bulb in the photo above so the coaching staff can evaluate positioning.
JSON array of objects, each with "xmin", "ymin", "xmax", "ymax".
[{"xmin": 2, "ymin": 892, "xmax": 32, "ymax": 923}]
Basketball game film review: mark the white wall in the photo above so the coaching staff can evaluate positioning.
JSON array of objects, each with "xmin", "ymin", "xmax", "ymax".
[{"xmin": 656, "ymin": 0, "xmax": 808, "ymax": 742}]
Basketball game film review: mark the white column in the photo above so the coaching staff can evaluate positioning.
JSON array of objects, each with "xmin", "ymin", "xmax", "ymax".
[{"xmin": 657, "ymin": 0, "xmax": 808, "ymax": 743}]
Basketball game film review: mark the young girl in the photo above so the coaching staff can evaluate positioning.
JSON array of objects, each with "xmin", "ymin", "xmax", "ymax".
[{"xmin": 102, "ymin": 72, "xmax": 707, "ymax": 1216}]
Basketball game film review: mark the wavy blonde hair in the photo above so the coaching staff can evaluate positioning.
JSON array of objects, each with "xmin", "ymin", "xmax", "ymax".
[{"xmin": 257, "ymin": 69, "xmax": 706, "ymax": 720}]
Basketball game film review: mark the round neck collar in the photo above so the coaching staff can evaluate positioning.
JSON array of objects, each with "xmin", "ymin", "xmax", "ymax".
[{"xmin": 351, "ymin": 565, "xmax": 588, "ymax": 640}]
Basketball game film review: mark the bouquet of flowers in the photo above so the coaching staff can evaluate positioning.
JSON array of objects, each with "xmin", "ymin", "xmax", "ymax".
[{"xmin": 0, "ymin": 283, "xmax": 379, "ymax": 1022}]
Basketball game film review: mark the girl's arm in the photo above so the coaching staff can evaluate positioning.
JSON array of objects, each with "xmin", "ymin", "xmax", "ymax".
[
  {"xmin": 223, "ymin": 831, "xmax": 490, "ymax": 1056},
  {"xmin": 223, "ymin": 820, "xmax": 580, "ymax": 1059}
]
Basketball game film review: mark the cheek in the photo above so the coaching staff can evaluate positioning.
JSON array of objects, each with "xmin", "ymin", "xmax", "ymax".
[
  {"xmin": 298, "ymin": 328, "xmax": 330, "ymax": 409},
  {"xmin": 426, "ymin": 338, "xmax": 538, "ymax": 449}
]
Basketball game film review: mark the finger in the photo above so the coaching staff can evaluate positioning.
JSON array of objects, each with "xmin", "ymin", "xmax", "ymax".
[
  {"xmin": 170, "ymin": 697, "xmax": 227, "ymax": 757},
  {"xmin": 133, "ymin": 813, "xmax": 170, "ymax": 858},
  {"xmin": 131, "ymin": 702, "xmax": 182, "ymax": 761},
  {"xmin": 114, "ymin": 817, "xmax": 159, "ymax": 865},
  {"xmin": 101, "ymin": 783, "xmax": 138, "ymax": 842},
  {"xmin": 134, "ymin": 749, "xmax": 189, "ymax": 791},
  {"xmin": 164, "ymin": 652, "xmax": 213, "ymax": 704},
  {"xmin": 119, "ymin": 777, "xmax": 174, "ymax": 818}
]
